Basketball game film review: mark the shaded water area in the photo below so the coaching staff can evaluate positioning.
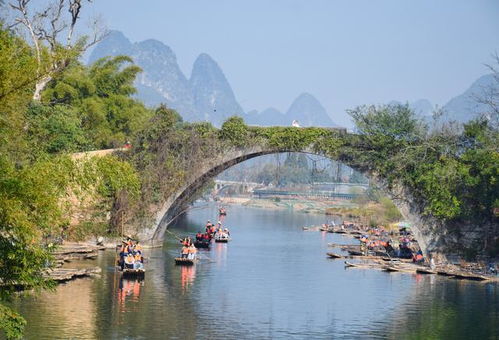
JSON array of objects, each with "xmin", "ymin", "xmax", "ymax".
[{"xmin": 10, "ymin": 204, "xmax": 499, "ymax": 339}]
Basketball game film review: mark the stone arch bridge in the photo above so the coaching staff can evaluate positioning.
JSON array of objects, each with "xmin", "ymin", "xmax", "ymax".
[{"xmin": 134, "ymin": 126, "xmax": 455, "ymax": 258}]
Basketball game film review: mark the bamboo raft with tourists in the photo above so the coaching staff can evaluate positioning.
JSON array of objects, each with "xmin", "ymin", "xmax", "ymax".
[{"xmin": 116, "ymin": 237, "xmax": 146, "ymax": 276}]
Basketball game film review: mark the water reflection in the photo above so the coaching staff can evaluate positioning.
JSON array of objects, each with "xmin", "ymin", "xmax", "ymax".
[
  {"xmin": 361, "ymin": 276, "xmax": 499, "ymax": 340},
  {"xmin": 180, "ymin": 265, "xmax": 196, "ymax": 292},
  {"xmin": 117, "ymin": 277, "xmax": 144, "ymax": 304},
  {"xmin": 10, "ymin": 204, "xmax": 498, "ymax": 340}
]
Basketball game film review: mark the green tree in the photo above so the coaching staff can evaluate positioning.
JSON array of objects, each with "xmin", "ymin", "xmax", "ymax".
[{"xmin": 41, "ymin": 56, "xmax": 153, "ymax": 150}]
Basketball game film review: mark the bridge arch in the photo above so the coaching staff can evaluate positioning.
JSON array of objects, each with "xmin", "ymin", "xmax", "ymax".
[{"xmin": 140, "ymin": 146, "xmax": 435, "ymax": 257}]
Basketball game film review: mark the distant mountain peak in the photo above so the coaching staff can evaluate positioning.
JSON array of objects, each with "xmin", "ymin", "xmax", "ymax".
[
  {"xmin": 286, "ymin": 93, "xmax": 336, "ymax": 127},
  {"xmin": 295, "ymin": 92, "xmax": 318, "ymax": 101},
  {"xmin": 191, "ymin": 53, "xmax": 227, "ymax": 83},
  {"xmin": 441, "ymin": 74, "xmax": 494, "ymax": 123},
  {"xmin": 89, "ymin": 31, "xmax": 340, "ymax": 127},
  {"xmin": 194, "ymin": 53, "xmax": 216, "ymax": 64},
  {"xmin": 136, "ymin": 39, "xmax": 174, "ymax": 54},
  {"xmin": 190, "ymin": 53, "xmax": 243, "ymax": 125},
  {"xmin": 88, "ymin": 30, "xmax": 132, "ymax": 64}
]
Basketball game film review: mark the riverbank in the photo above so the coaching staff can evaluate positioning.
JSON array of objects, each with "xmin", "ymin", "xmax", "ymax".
[
  {"xmin": 320, "ymin": 227, "xmax": 499, "ymax": 282},
  {"xmin": 219, "ymin": 196, "xmax": 355, "ymax": 215}
]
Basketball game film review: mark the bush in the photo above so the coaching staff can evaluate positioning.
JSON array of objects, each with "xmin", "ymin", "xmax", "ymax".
[{"xmin": 219, "ymin": 116, "xmax": 248, "ymax": 147}]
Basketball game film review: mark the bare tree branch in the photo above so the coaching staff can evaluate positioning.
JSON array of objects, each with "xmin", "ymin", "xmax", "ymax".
[{"xmin": 7, "ymin": 0, "xmax": 104, "ymax": 100}]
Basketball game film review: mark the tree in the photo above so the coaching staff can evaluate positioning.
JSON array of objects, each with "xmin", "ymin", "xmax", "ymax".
[
  {"xmin": 7, "ymin": 0, "xmax": 106, "ymax": 100},
  {"xmin": 475, "ymin": 53, "xmax": 499, "ymax": 129},
  {"xmin": 41, "ymin": 56, "xmax": 152, "ymax": 149}
]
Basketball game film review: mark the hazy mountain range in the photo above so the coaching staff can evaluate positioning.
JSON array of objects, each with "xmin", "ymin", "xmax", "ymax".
[
  {"xmin": 390, "ymin": 74, "xmax": 495, "ymax": 124},
  {"xmin": 89, "ymin": 31, "xmax": 337, "ymax": 127},
  {"xmin": 89, "ymin": 31, "xmax": 495, "ymax": 128}
]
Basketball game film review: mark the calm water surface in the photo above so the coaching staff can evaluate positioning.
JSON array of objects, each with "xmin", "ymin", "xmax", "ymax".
[{"xmin": 11, "ymin": 204, "xmax": 499, "ymax": 339}]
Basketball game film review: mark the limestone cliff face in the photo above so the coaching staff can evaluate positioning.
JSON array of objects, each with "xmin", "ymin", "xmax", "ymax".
[
  {"xmin": 286, "ymin": 93, "xmax": 337, "ymax": 127},
  {"xmin": 189, "ymin": 53, "xmax": 244, "ymax": 126},
  {"xmin": 89, "ymin": 32, "xmax": 243, "ymax": 125},
  {"xmin": 246, "ymin": 93, "xmax": 338, "ymax": 127},
  {"xmin": 89, "ymin": 31, "xmax": 339, "ymax": 127},
  {"xmin": 89, "ymin": 31, "xmax": 196, "ymax": 120}
]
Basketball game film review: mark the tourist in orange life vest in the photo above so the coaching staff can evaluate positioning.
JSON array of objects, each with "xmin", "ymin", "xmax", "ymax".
[
  {"xmin": 181, "ymin": 245, "xmax": 189, "ymax": 258},
  {"xmin": 134, "ymin": 253, "xmax": 144, "ymax": 269},
  {"xmin": 413, "ymin": 250, "xmax": 424, "ymax": 263},
  {"xmin": 134, "ymin": 241, "xmax": 143, "ymax": 254},
  {"xmin": 187, "ymin": 244, "xmax": 197, "ymax": 260},
  {"xmin": 180, "ymin": 237, "xmax": 192, "ymax": 247},
  {"xmin": 196, "ymin": 232, "xmax": 203, "ymax": 241}
]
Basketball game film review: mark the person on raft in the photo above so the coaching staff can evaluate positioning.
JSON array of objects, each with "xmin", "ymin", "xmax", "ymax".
[
  {"xmin": 180, "ymin": 237, "xmax": 192, "ymax": 247},
  {"xmin": 134, "ymin": 253, "xmax": 144, "ymax": 270},
  {"xmin": 187, "ymin": 244, "xmax": 197, "ymax": 260},
  {"xmin": 124, "ymin": 253, "xmax": 135, "ymax": 269},
  {"xmin": 195, "ymin": 232, "xmax": 203, "ymax": 241},
  {"xmin": 181, "ymin": 245, "xmax": 189, "ymax": 259},
  {"xmin": 412, "ymin": 250, "xmax": 424, "ymax": 263}
]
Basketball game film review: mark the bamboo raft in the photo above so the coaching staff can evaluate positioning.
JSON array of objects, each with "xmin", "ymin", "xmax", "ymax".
[
  {"xmin": 452, "ymin": 272, "xmax": 490, "ymax": 281},
  {"xmin": 383, "ymin": 265, "xmax": 401, "ymax": 272},
  {"xmin": 437, "ymin": 270, "xmax": 456, "ymax": 277},
  {"xmin": 194, "ymin": 240, "xmax": 211, "ymax": 249},
  {"xmin": 175, "ymin": 258, "xmax": 196, "ymax": 265},
  {"xmin": 121, "ymin": 268, "xmax": 145, "ymax": 277},
  {"xmin": 416, "ymin": 268, "xmax": 437, "ymax": 275}
]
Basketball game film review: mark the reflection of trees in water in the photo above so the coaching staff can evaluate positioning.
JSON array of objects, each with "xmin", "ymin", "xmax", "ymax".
[
  {"xmin": 14, "ymin": 278, "xmax": 98, "ymax": 339},
  {"xmin": 361, "ymin": 276, "xmax": 498, "ymax": 340}
]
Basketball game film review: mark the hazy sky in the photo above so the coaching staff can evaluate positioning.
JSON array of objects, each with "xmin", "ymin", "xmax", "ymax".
[{"xmin": 82, "ymin": 0, "xmax": 499, "ymax": 127}]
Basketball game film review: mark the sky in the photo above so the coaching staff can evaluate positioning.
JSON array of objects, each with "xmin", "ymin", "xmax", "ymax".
[{"xmin": 81, "ymin": 0, "xmax": 499, "ymax": 127}]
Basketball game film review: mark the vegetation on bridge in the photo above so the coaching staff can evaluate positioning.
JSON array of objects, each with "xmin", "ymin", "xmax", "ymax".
[{"xmin": 217, "ymin": 114, "xmax": 497, "ymax": 243}]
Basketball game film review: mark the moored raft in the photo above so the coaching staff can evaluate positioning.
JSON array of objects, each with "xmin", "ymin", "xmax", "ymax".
[
  {"xmin": 452, "ymin": 272, "xmax": 490, "ymax": 281},
  {"xmin": 383, "ymin": 265, "xmax": 401, "ymax": 272},
  {"xmin": 344, "ymin": 261, "xmax": 358, "ymax": 268},
  {"xmin": 437, "ymin": 270, "xmax": 456, "ymax": 277},
  {"xmin": 416, "ymin": 268, "xmax": 436, "ymax": 275}
]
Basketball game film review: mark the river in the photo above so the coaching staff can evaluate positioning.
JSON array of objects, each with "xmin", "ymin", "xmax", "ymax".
[{"xmin": 10, "ymin": 204, "xmax": 499, "ymax": 339}]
